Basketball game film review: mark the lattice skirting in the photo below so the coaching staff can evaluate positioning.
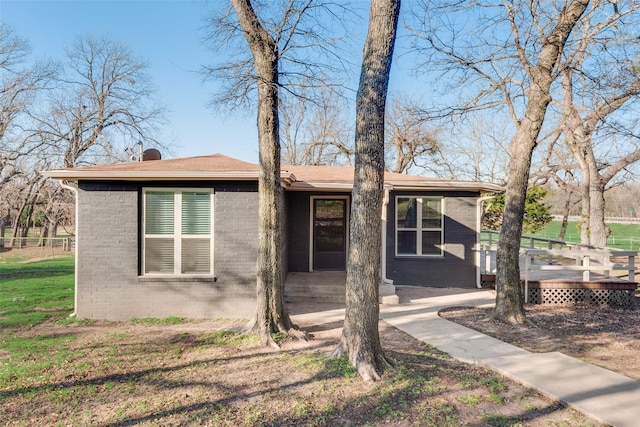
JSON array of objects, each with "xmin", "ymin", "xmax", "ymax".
[{"xmin": 527, "ymin": 288, "xmax": 635, "ymax": 306}]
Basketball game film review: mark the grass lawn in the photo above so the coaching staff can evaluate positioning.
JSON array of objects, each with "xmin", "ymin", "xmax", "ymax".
[
  {"xmin": 0, "ymin": 252, "xmax": 602, "ymax": 426},
  {"xmin": 528, "ymin": 221, "xmax": 640, "ymax": 250},
  {"xmin": 0, "ymin": 254, "xmax": 75, "ymax": 327}
]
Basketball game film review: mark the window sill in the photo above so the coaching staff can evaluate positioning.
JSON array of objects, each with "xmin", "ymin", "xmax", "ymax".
[
  {"xmin": 394, "ymin": 255, "xmax": 444, "ymax": 259},
  {"xmin": 138, "ymin": 275, "xmax": 217, "ymax": 283}
]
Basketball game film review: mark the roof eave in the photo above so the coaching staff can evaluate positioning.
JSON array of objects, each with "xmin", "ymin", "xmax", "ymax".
[
  {"xmin": 41, "ymin": 169, "xmax": 502, "ymax": 193},
  {"xmin": 387, "ymin": 180, "xmax": 504, "ymax": 193},
  {"xmin": 42, "ymin": 170, "xmax": 297, "ymax": 184},
  {"xmin": 41, "ymin": 170, "xmax": 261, "ymax": 181},
  {"xmin": 286, "ymin": 182, "xmax": 354, "ymax": 191},
  {"xmin": 284, "ymin": 180, "xmax": 503, "ymax": 193}
]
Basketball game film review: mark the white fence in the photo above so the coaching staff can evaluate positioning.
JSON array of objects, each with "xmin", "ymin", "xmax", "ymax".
[
  {"xmin": 551, "ymin": 215, "xmax": 640, "ymax": 224},
  {"xmin": 0, "ymin": 237, "xmax": 74, "ymax": 251}
]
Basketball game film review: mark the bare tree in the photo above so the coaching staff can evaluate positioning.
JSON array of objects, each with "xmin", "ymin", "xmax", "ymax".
[
  {"xmin": 280, "ymin": 84, "xmax": 354, "ymax": 166},
  {"xmin": 531, "ymin": 126, "xmax": 581, "ymax": 241},
  {"xmin": 0, "ymin": 25, "xmax": 53, "ymax": 186},
  {"xmin": 281, "ymin": 92, "xmax": 442, "ymax": 172},
  {"xmin": 0, "ymin": 25, "xmax": 55, "ymax": 248},
  {"xmin": 204, "ymin": 1, "xmax": 353, "ymax": 111},
  {"xmin": 331, "ymin": 0, "xmax": 400, "ymax": 381},
  {"xmin": 412, "ymin": 0, "xmax": 590, "ymax": 323},
  {"xmin": 384, "ymin": 97, "xmax": 440, "ymax": 174},
  {"xmin": 0, "ymin": 24, "xmax": 32, "ymax": 148},
  {"xmin": 17, "ymin": 35, "xmax": 168, "ymax": 250},
  {"xmin": 553, "ymin": 3, "xmax": 640, "ymax": 247},
  {"xmin": 29, "ymin": 35, "xmax": 166, "ymax": 169},
  {"xmin": 36, "ymin": 180, "xmax": 74, "ymax": 247},
  {"xmin": 606, "ymin": 184, "xmax": 640, "ymax": 218},
  {"xmin": 7, "ymin": 169, "xmax": 45, "ymax": 247},
  {"xmin": 443, "ymin": 115, "xmax": 511, "ymax": 183},
  {"xmin": 228, "ymin": 0, "xmax": 311, "ymax": 346},
  {"xmin": 492, "ymin": 1, "xmax": 590, "ymax": 324},
  {"xmin": 208, "ymin": 0, "xmax": 353, "ymax": 346}
]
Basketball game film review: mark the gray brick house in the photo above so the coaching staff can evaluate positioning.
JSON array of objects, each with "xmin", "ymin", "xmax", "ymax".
[{"xmin": 44, "ymin": 154, "xmax": 501, "ymax": 320}]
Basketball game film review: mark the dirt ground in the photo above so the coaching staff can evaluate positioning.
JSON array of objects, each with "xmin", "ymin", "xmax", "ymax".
[
  {"xmin": 2, "ymin": 248, "xmax": 629, "ymax": 425},
  {"xmin": 4, "ymin": 312, "xmax": 603, "ymax": 426},
  {"xmin": 437, "ymin": 291, "xmax": 640, "ymax": 381},
  {"xmin": 0, "ymin": 245, "xmax": 72, "ymax": 262}
]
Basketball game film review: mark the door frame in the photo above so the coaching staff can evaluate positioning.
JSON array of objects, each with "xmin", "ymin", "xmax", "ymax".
[{"xmin": 308, "ymin": 195, "xmax": 350, "ymax": 272}]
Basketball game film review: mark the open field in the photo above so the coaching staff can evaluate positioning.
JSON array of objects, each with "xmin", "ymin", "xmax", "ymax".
[
  {"xmin": 0, "ymin": 249, "xmax": 604, "ymax": 426},
  {"xmin": 534, "ymin": 221, "xmax": 640, "ymax": 250}
]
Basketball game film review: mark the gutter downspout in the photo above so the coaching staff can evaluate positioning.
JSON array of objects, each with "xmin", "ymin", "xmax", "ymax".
[
  {"xmin": 380, "ymin": 185, "xmax": 399, "ymax": 304},
  {"xmin": 60, "ymin": 180, "xmax": 78, "ymax": 318},
  {"xmin": 476, "ymin": 195, "xmax": 497, "ymax": 289}
]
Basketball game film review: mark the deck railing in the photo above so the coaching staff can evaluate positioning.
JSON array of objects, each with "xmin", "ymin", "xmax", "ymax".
[
  {"xmin": 522, "ymin": 248, "xmax": 637, "ymax": 303},
  {"xmin": 523, "ymin": 248, "xmax": 636, "ymax": 280},
  {"xmin": 482, "ymin": 229, "xmax": 601, "ymax": 251},
  {"xmin": 480, "ymin": 230, "xmax": 569, "ymax": 274},
  {"xmin": 479, "ymin": 230, "xmax": 638, "ymax": 282}
]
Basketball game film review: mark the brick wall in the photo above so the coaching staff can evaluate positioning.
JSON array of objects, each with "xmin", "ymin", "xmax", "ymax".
[
  {"xmin": 75, "ymin": 181, "xmax": 258, "ymax": 321},
  {"xmin": 386, "ymin": 191, "xmax": 479, "ymax": 287},
  {"xmin": 213, "ymin": 188, "xmax": 259, "ymax": 286}
]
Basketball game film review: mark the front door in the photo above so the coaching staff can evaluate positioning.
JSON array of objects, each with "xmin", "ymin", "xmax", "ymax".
[{"xmin": 312, "ymin": 198, "xmax": 347, "ymax": 271}]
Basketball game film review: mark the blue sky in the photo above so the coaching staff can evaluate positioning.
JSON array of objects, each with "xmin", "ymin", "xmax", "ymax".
[
  {"xmin": 0, "ymin": 0, "xmax": 265, "ymax": 162},
  {"xmin": 0, "ymin": 0, "xmax": 423, "ymax": 164}
]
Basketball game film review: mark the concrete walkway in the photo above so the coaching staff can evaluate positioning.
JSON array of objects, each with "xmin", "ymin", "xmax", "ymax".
[{"xmin": 377, "ymin": 289, "xmax": 640, "ymax": 427}]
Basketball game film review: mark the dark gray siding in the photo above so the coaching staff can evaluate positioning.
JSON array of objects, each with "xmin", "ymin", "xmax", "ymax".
[
  {"xmin": 75, "ymin": 180, "xmax": 258, "ymax": 320},
  {"xmin": 286, "ymin": 191, "xmax": 351, "ymax": 272},
  {"xmin": 281, "ymin": 188, "xmax": 289, "ymax": 281},
  {"xmin": 386, "ymin": 191, "xmax": 478, "ymax": 288},
  {"xmin": 286, "ymin": 192, "xmax": 312, "ymax": 272}
]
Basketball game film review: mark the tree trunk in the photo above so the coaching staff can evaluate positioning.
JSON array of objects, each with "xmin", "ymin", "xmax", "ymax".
[
  {"xmin": 579, "ymin": 163, "xmax": 591, "ymax": 244},
  {"xmin": 0, "ymin": 216, "xmax": 6, "ymax": 248},
  {"xmin": 22, "ymin": 199, "xmax": 36, "ymax": 243},
  {"xmin": 494, "ymin": 0, "xmax": 590, "ymax": 324},
  {"xmin": 331, "ymin": 0, "xmax": 400, "ymax": 381},
  {"xmin": 231, "ymin": 0, "xmax": 303, "ymax": 347},
  {"xmin": 588, "ymin": 177, "xmax": 610, "ymax": 247},
  {"xmin": 495, "ymin": 124, "xmax": 539, "ymax": 324},
  {"xmin": 557, "ymin": 190, "xmax": 574, "ymax": 246},
  {"xmin": 37, "ymin": 224, "xmax": 47, "ymax": 247},
  {"xmin": 10, "ymin": 201, "xmax": 27, "ymax": 247},
  {"xmin": 572, "ymin": 140, "xmax": 609, "ymax": 247}
]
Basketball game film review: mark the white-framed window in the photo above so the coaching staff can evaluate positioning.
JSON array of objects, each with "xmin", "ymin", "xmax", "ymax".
[
  {"xmin": 143, "ymin": 188, "xmax": 213, "ymax": 275},
  {"xmin": 396, "ymin": 196, "xmax": 443, "ymax": 256}
]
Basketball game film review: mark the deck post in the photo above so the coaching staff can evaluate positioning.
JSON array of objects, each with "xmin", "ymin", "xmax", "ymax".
[
  {"xmin": 603, "ymin": 252, "xmax": 610, "ymax": 277},
  {"xmin": 582, "ymin": 255, "xmax": 591, "ymax": 281},
  {"xmin": 484, "ymin": 247, "xmax": 491, "ymax": 274},
  {"xmin": 524, "ymin": 251, "xmax": 530, "ymax": 303},
  {"xmin": 629, "ymin": 255, "xmax": 635, "ymax": 282}
]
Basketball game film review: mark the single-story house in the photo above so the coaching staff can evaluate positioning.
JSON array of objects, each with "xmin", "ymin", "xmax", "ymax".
[{"xmin": 43, "ymin": 153, "xmax": 502, "ymax": 320}]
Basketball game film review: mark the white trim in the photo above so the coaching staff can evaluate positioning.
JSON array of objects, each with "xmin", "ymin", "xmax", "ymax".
[
  {"xmin": 142, "ymin": 187, "xmax": 214, "ymax": 276},
  {"xmin": 42, "ymin": 169, "xmax": 297, "ymax": 184},
  {"xmin": 44, "ymin": 170, "xmax": 260, "ymax": 180},
  {"xmin": 476, "ymin": 195, "xmax": 497, "ymax": 288},
  {"xmin": 309, "ymin": 195, "xmax": 350, "ymax": 272},
  {"xmin": 43, "ymin": 169, "xmax": 503, "ymax": 193},
  {"xmin": 60, "ymin": 181, "xmax": 79, "ymax": 318},
  {"xmin": 395, "ymin": 196, "xmax": 444, "ymax": 257},
  {"xmin": 381, "ymin": 186, "xmax": 394, "ymax": 284}
]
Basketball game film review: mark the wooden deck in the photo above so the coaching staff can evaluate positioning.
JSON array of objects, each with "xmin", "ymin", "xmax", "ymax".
[
  {"xmin": 479, "ymin": 232, "xmax": 638, "ymax": 306},
  {"xmin": 524, "ymin": 269, "xmax": 636, "ymax": 286},
  {"xmin": 482, "ymin": 270, "xmax": 637, "ymax": 306}
]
